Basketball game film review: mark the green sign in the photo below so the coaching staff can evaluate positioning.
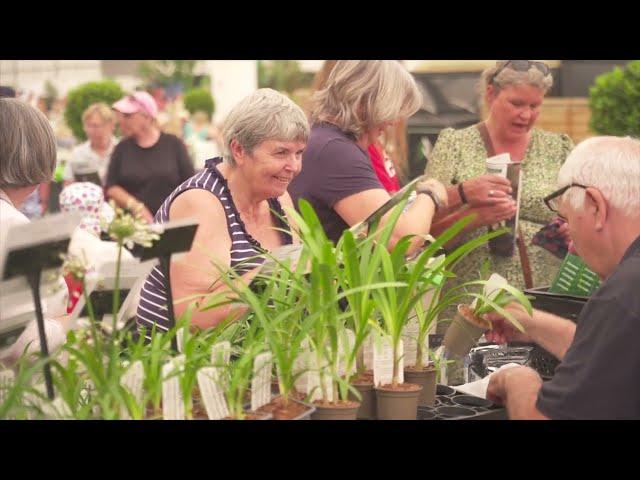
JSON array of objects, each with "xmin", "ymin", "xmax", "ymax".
[{"xmin": 549, "ymin": 253, "xmax": 601, "ymax": 297}]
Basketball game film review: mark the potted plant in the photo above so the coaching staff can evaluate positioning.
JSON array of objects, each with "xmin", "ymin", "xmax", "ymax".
[{"xmin": 441, "ymin": 275, "xmax": 533, "ymax": 358}]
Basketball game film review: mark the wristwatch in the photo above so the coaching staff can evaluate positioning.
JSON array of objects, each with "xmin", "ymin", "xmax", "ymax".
[{"xmin": 416, "ymin": 185, "xmax": 442, "ymax": 213}]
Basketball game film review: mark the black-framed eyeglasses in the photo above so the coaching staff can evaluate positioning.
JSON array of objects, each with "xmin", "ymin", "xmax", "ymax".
[
  {"xmin": 544, "ymin": 183, "xmax": 589, "ymax": 214},
  {"xmin": 491, "ymin": 60, "xmax": 551, "ymax": 84}
]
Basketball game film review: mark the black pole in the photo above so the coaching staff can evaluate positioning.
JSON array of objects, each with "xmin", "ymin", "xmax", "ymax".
[
  {"xmin": 25, "ymin": 270, "xmax": 55, "ymax": 400},
  {"xmin": 158, "ymin": 255, "xmax": 178, "ymax": 352}
]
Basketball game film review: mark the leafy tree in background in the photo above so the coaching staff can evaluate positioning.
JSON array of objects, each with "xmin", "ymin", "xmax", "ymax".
[
  {"xmin": 589, "ymin": 60, "xmax": 640, "ymax": 137},
  {"xmin": 42, "ymin": 80, "xmax": 58, "ymax": 112},
  {"xmin": 64, "ymin": 79, "xmax": 124, "ymax": 141},
  {"xmin": 258, "ymin": 60, "xmax": 314, "ymax": 95},
  {"xmin": 137, "ymin": 60, "xmax": 199, "ymax": 91},
  {"xmin": 183, "ymin": 88, "xmax": 215, "ymax": 120}
]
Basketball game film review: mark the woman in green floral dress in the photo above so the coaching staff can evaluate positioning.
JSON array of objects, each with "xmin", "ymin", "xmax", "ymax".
[{"xmin": 426, "ymin": 61, "xmax": 574, "ymax": 325}]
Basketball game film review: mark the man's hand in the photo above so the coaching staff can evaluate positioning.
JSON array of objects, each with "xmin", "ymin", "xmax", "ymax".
[
  {"xmin": 486, "ymin": 365, "xmax": 538, "ymax": 405},
  {"xmin": 486, "ymin": 366, "xmax": 547, "ymax": 419},
  {"xmin": 484, "ymin": 302, "xmax": 534, "ymax": 344},
  {"xmin": 462, "ymin": 174, "xmax": 512, "ymax": 207}
]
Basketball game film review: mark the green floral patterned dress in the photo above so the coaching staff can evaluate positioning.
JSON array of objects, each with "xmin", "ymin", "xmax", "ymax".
[{"xmin": 426, "ymin": 125, "xmax": 574, "ymax": 319}]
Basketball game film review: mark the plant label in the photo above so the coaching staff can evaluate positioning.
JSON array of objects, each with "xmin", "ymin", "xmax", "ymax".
[
  {"xmin": 162, "ymin": 355, "xmax": 185, "ymax": 420},
  {"xmin": 402, "ymin": 318, "xmax": 419, "ymax": 367},
  {"xmin": 120, "ymin": 360, "xmax": 144, "ymax": 420},
  {"xmin": 293, "ymin": 339, "xmax": 311, "ymax": 394},
  {"xmin": 434, "ymin": 346, "xmax": 448, "ymax": 385},
  {"xmin": 485, "ymin": 153, "xmax": 510, "ymax": 178},
  {"xmin": 363, "ymin": 332, "xmax": 374, "ymax": 370},
  {"xmin": 307, "ymin": 352, "xmax": 334, "ymax": 402},
  {"xmin": 177, "ymin": 328, "xmax": 184, "ymax": 353},
  {"xmin": 373, "ymin": 333, "xmax": 404, "ymax": 386},
  {"xmin": 210, "ymin": 341, "xmax": 231, "ymax": 386},
  {"xmin": 197, "ymin": 367, "xmax": 229, "ymax": 420},
  {"xmin": 42, "ymin": 396, "xmax": 72, "ymax": 419},
  {"xmin": 251, "ymin": 352, "xmax": 272, "ymax": 411},
  {"xmin": 337, "ymin": 328, "xmax": 356, "ymax": 377},
  {"xmin": 485, "ymin": 272, "xmax": 509, "ymax": 298},
  {"xmin": 0, "ymin": 369, "xmax": 15, "ymax": 407},
  {"xmin": 210, "ymin": 341, "xmax": 231, "ymax": 366}
]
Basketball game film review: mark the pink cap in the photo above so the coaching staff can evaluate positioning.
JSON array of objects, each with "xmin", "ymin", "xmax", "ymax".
[{"xmin": 112, "ymin": 91, "xmax": 158, "ymax": 119}]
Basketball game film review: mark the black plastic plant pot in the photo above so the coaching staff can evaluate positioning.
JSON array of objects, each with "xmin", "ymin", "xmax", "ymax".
[
  {"xmin": 436, "ymin": 384, "xmax": 456, "ymax": 396},
  {"xmin": 436, "ymin": 406, "xmax": 476, "ymax": 418},
  {"xmin": 417, "ymin": 408, "xmax": 436, "ymax": 420},
  {"xmin": 452, "ymin": 395, "xmax": 493, "ymax": 409}
]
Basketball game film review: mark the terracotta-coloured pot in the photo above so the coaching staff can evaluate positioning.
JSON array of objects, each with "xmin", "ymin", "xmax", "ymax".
[
  {"xmin": 404, "ymin": 366, "xmax": 437, "ymax": 407},
  {"xmin": 375, "ymin": 383, "xmax": 422, "ymax": 420},
  {"xmin": 443, "ymin": 304, "xmax": 490, "ymax": 357},
  {"xmin": 311, "ymin": 401, "xmax": 360, "ymax": 420}
]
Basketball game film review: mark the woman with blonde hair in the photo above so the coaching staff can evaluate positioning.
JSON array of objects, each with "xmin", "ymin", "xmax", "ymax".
[
  {"xmin": 425, "ymin": 60, "xmax": 575, "ymax": 292},
  {"xmin": 69, "ymin": 102, "xmax": 117, "ymax": 185},
  {"xmin": 289, "ymin": 60, "xmax": 447, "ymax": 252}
]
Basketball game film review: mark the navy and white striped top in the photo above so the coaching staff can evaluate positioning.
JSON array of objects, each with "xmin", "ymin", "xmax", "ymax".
[{"xmin": 136, "ymin": 157, "xmax": 292, "ymax": 336}]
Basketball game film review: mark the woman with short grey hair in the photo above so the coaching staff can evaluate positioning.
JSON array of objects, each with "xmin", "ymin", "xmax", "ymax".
[
  {"xmin": 425, "ymin": 60, "xmax": 575, "ymax": 296},
  {"xmin": 289, "ymin": 60, "xmax": 448, "ymax": 253},
  {"xmin": 0, "ymin": 98, "xmax": 68, "ymax": 365},
  {"xmin": 136, "ymin": 88, "xmax": 309, "ymax": 334}
]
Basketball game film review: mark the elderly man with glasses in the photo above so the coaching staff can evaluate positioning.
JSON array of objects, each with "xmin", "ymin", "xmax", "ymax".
[{"xmin": 482, "ymin": 136, "xmax": 640, "ymax": 420}]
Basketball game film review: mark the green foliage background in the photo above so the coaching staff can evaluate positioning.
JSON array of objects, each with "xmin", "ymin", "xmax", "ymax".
[
  {"xmin": 589, "ymin": 60, "xmax": 640, "ymax": 136},
  {"xmin": 64, "ymin": 80, "xmax": 124, "ymax": 141}
]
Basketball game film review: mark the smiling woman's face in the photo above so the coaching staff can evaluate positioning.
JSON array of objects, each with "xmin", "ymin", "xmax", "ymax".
[
  {"xmin": 487, "ymin": 83, "xmax": 544, "ymax": 141},
  {"xmin": 233, "ymin": 138, "xmax": 306, "ymax": 198}
]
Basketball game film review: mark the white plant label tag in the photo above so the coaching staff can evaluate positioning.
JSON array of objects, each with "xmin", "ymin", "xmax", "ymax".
[
  {"xmin": 373, "ymin": 333, "xmax": 403, "ymax": 386},
  {"xmin": 402, "ymin": 319, "xmax": 419, "ymax": 367},
  {"xmin": 197, "ymin": 367, "xmax": 229, "ymax": 420},
  {"xmin": 293, "ymin": 338, "xmax": 310, "ymax": 394},
  {"xmin": 162, "ymin": 355, "xmax": 185, "ymax": 420},
  {"xmin": 337, "ymin": 329, "xmax": 356, "ymax": 377},
  {"xmin": 435, "ymin": 346, "xmax": 448, "ymax": 385},
  {"xmin": 43, "ymin": 396, "xmax": 72, "ymax": 419},
  {"xmin": 251, "ymin": 352, "xmax": 272, "ymax": 411},
  {"xmin": 120, "ymin": 360, "xmax": 144, "ymax": 419},
  {"xmin": 176, "ymin": 328, "xmax": 184, "ymax": 353},
  {"xmin": 363, "ymin": 332, "xmax": 374, "ymax": 371},
  {"xmin": 210, "ymin": 341, "xmax": 231, "ymax": 366},
  {"xmin": 0, "ymin": 370, "xmax": 15, "ymax": 407},
  {"xmin": 306, "ymin": 352, "xmax": 334, "ymax": 403},
  {"xmin": 485, "ymin": 272, "xmax": 509, "ymax": 297},
  {"xmin": 485, "ymin": 153, "xmax": 511, "ymax": 178},
  {"xmin": 210, "ymin": 341, "xmax": 231, "ymax": 386},
  {"xmin": 24, "ymin": 384, "xmax": 47, "ymax": 419}
]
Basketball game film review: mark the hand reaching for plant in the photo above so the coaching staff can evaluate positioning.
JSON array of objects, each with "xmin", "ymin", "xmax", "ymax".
[{"xmin": 484, "ymin": 303, "xmax": 534, "ymax": 344}]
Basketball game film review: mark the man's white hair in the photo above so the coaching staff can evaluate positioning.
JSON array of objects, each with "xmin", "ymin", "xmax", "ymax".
[{"xmin": 557, "ymin": 136, "xmax": 640, "ymax": 217}]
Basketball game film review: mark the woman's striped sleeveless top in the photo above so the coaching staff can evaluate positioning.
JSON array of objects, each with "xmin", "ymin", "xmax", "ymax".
[{"xmin": 136, "ymin": 157, "xmax": 292, "ymax": 337}]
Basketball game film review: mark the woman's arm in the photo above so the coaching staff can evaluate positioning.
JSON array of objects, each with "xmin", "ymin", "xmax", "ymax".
[
  {"xmin": 167, "ymin": 189, "xmax": 259, "ymax": 330},
  {"xmin": 333, "ymin": 185, "xmax": 439, "ymax": 254},
  {"xmin": 105, "ymin": 185, "xmax": 154, "ymax": 223}
]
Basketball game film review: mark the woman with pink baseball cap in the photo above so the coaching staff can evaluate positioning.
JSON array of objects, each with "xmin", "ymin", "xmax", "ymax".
[{"xmin": 106, "ymin": 91, "xmax": 194, "ymax": 223}]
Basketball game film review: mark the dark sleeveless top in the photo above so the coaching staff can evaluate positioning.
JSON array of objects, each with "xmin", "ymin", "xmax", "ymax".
[{"xmin": 136, "ymin": 157, "xmax": 292, "ymax": 336}]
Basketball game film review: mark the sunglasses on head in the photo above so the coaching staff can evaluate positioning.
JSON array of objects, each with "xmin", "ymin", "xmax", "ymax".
[{"xmin": 491, "ymin": 60, "xmax": 551, "ymax": 84}]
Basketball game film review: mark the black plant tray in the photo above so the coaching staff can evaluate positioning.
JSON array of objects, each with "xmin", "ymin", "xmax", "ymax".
[{"xmin": 417, "ymin": 384, "xmax": 507, "ymax": 420}]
